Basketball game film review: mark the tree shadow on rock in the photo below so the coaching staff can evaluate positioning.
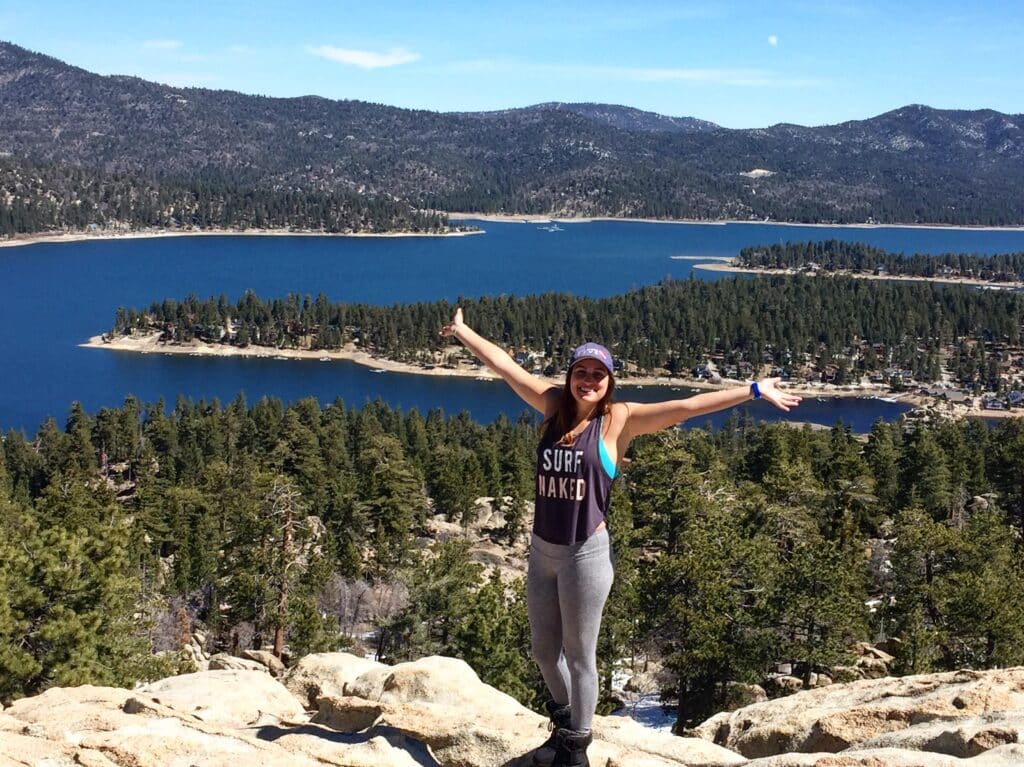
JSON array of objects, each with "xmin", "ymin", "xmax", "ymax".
[{"xmin": 254, "ymin": 722, "xmax": 442, "ymax": 766}]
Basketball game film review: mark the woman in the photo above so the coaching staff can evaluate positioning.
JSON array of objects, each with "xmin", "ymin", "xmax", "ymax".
[{"xmin": 440, "ymin": 308, "xmax": 799, "ymax": 767}]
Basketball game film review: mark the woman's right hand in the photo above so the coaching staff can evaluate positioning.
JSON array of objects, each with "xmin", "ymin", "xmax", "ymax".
[{"xmin": 439, "ymin": 307, "xmax": 464, "ymax": 337}]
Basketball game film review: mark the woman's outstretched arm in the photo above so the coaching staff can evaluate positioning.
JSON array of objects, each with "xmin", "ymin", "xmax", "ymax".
[
  {"xmin": 621, "ymin": 378, "xmax": 801, "ymax": 440},
  {"xmin": 440, "ymin": 308, "xmax": 558, "ymax": 415}
]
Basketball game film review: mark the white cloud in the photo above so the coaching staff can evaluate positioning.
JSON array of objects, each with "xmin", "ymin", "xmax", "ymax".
[
  {"xmin": 227, "ymin": 44, "xmax": 250, "ymax": 54},
  {"xmin": 768, "ymin": 35, "xmax": 779, "ymax": 47},
  {"xmin": 308, "ymin": 45, "xmax": 420, "ymax": 69},
  {"xmin": 142, "ymin": 39, "xmax": 183, "ymax": 50}
]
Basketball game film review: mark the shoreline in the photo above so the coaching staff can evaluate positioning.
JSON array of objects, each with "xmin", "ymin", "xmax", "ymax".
[
  {"xmin": 82, "ymin": 332, "xmax": 1020, "ymax": 420},
  {"xmin": 0, "ymin": 226, "xmax": 483, "ymax": 250},
  {"xmin": 6, "ymin": 216, "xmax": 1024, "ymax": 250},
  {"xmin": 448, "ymin": 213, "xmax": 1024, "ymax": 233},
  {"xmin": 692, "ymin": 261, "xmax": 1024, "ymax": 291}
]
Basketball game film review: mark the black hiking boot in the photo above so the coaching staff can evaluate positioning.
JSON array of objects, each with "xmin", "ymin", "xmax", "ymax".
[
  {"xmin": 531, "ymin": 700, "xmax": 571, "ymax": 766},
  {"xmin": 551, "ymin": 727, "xmax": 592, "ymax": 767}
]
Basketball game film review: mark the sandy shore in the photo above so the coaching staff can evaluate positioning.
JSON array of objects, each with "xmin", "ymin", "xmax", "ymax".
[
  {"xmin": 692, "ymin": 261, "xmax": 1024, "ymax": 291},
  {"xmin": 0, "ymin": 226, "xmax": 483, "ymax": 250},
  {"xmin": 82, "ymin": 331, "xmax": 1024, "ymax": 423},
  {"xmin": 447, "ymin": 213, "xmax": 1024, "ymax": 232},
  {"xmin": 8, "ymin": 217, "xmax": 1022, "ymax": 250}
]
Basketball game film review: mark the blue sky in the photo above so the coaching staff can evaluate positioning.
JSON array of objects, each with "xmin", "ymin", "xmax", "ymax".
[{"xmin": 2, "ymin": 1, "xmax": 1021, "ymax": 128}]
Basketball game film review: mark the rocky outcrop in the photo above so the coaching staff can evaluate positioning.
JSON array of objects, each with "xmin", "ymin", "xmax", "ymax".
[
  {"xmin": 136, "ymin": 669, "xmax": 306, "ymax": 726},
  {"xmin": 283, "ymin": 651, "xmax": 386, "ymax": 708},
  {"xmin": 243, "ymin": 648, "xmax": 288, "ymax": 677},
  {"xmin": 0, "ymin": 656, "xmax": 741, "ymax": 767},
  {"xmin": 0, "ymin": 684, "xmax": 323, "ymax": 767},
  {"xmin": 2, "ymin": 660, "xmax": 1021, "ymax": 766},
  {"xmin": 306, "ymin": 654, "xmax": 743, "ymax": 767},
  {"xmin": 208, "ymin": 652, "xmax": 269, "ymax": 672},
  {"xmin": 694, "ymin": 667, "xmax": 1024, "ymax": 764}
]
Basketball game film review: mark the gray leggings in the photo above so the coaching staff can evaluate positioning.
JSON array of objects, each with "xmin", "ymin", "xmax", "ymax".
[{"xmin": 526, "ymin": 528, "xmax": 614, "ymax": 731}]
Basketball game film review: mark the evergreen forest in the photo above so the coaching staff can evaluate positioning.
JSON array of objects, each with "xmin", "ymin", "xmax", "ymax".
[
  {"xmin": 3, "ymin": 396, "xmax": 1024, "ymax": 730},
  {"xmin": 0, "ymin": 158, "xmax": 457, "ymax": 236},
  {"xmin": 738, "ymin": 240, "xmax": 1024, "ymax": 282},
  {"xmin": 111, "ymin": 274, "xmax": 1024, "ymax": 392}
]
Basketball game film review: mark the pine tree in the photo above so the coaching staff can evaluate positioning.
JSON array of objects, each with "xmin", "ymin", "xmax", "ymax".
[
  {"xmin": 899, "ymin": 428, "xmax": 954, "ymax": 520},
  {"xmin": 0, "ymin": 488, "xmax": 164, "ymax": 702},
  {"xmin": 772, "ymin": 532, "xmax": 869, "ymax": 686},
  {"xmin": 452, "ymin": 572, "xmax": 541, "ymax": 707},
  {"xmin": 643, "ymin": 501, "xmax": 778, "ymax": 729},
  {"xmin": 356, "ymin": 434, "xmax": 425, "ymax": 576},
  {"xmin": 379, "ymin": 539, "xmax": 483, "ymax": 662},
  {"xmin": 933, "ymin": 505, "xmax": 1024, "ymax": 668},
  {"xmin": 886, "ymin": 506, "xmax": 952, "ymax": 673},
  {"xmin": 219, "ymin": 472, "xmax": 333, "ymax": 656}
]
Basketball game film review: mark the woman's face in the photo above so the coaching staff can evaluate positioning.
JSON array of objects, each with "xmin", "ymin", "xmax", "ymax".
[{"xmin": 570, "ymin": 360, "xmax": 610, "ymax": 409}]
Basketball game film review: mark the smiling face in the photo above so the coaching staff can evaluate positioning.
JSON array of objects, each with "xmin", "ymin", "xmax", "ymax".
[{"xmin": 570, "ymin": 359, "xmax": 611, "ymax": 410}]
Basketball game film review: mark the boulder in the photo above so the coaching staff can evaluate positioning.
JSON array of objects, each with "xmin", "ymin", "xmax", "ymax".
[
  {"xmin": 765, "ymin": 675, "xmax": 804, "ymax": 696},
  {"xmin": 744, "ymin": 743, "xmax": 1024, "ymax": 766},
  {"xmin": 2, "ymin": 685, "xmax": 137, "ymax": 740},
  {"xmin": 1, "ymin": 684, "xmax": 321, "ymax": 766},
  {"xmin": 855, "ymin": 656, "xmax": 889, "ymax": 679},
  {"xmin": 852, "ymin": 642, "xmax": 895, "ymax": 664},
  {"xmin": 625, "ymin": 671, "xmax": 660, "ymax": 693},
  {"xmin": 283, "ymin": 652, "xmax": 385, "ymax": 708},
  {"xmin": 243, "ymin": 649, "xmax": 287, "ymax": 677},
  {"xmin": 0, "ymin": 683, "xmax": 408, "ymax": 767},
  {"xmin": 75, "ymin": 714, "xmax": 324, "ymax": 767},
  {"xmin": 137, "ymin": 669, "xmax": 306, "ymax": 726},
  {"xmin": 693, "ymin": 667, "xmax": 1024, "ymax": 760},
  {"xmin": 6, "ymin": 660, "xmax": 1022, "ymax": 767},
  {"xmin": 209, "ymin": 652, "xmax": 269, "ymax": 672},
  {"xmin": 726, "ymin": 682, "xmax": 769, "ymax": 707},
  {"xmin": 0, "ymin": 726, "xmax": 78, "ymax": 766},
  {"xmin": 851, "ymin": 711, "xmax": 1024, "ymax": 757},
  {"xmin": 314, "ymin": 655, "xmax": 746, "ymax": 767},
  {"xmin": 346, "ymin": 655, "xmax": 525, "ymax": 716}
]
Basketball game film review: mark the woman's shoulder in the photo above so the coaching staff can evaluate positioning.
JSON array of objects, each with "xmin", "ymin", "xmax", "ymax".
[
  {"xmin": 604, "ymin": 401, "xmax": 633, "ymax": 430},
  {"xmin": 609, "ymin": 401, "xmax": 635, "ymax": 417}
]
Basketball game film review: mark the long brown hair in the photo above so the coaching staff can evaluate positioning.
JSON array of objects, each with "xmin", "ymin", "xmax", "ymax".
[{"xmin": 541, "ymin": 366, "xmax": 616, "ymax": 447}]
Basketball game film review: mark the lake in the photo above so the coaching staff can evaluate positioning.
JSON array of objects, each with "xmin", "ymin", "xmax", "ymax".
[{"xmin": 3, "ymin": 219, "xmax": 1024, "ymax": 434}]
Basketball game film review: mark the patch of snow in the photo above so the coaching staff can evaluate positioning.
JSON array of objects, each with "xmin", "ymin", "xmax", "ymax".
[
  {"xmin": 614, "ymin": 691, "xmax": 677, "ymax": 732},
  {"xmin": 610, "ymin": 665, "xmax": 676, "ymax": 733}
]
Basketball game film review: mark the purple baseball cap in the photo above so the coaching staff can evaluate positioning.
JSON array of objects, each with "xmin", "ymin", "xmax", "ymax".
[{"xmin": 569, "ymin": 342, "xmax": 614, "ymax": 374}]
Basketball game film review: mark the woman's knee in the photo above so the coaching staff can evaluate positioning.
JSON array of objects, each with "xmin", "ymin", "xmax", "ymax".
[
  {"xmin": 564, "ymin": 654, "xmax": 597, "ymax": 681},
  {"xmin": 531, "ymin": 641, "xmax": 563, "ymax": 670}
]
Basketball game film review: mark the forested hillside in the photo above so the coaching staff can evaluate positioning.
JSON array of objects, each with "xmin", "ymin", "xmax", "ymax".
[
  {"xmin": 2, "ymin": 42, "xmax": 1024, "ymax": 225},
  {"xmin": 3, "ymin": 397, "xmax": 1024, "ymax": 728},
  {"xmin": 0, "ymin": 157, "xmax": 453, "ymax": 235}
]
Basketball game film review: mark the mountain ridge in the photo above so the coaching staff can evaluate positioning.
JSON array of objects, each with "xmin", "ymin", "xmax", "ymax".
[{"xmin": 2, "ymin": 41, "xmax": 1024, "ymax": 225}]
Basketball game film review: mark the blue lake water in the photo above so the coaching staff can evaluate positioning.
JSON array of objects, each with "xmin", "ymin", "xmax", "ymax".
[{"xmin": 3, "ymin": 219, "xmax": 1024, "ymax": 434}]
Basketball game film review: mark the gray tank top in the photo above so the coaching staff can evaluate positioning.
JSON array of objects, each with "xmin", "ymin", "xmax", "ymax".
[{"xmin": 534, "ymin": 416, "xmax": 616, "ymax": 544}]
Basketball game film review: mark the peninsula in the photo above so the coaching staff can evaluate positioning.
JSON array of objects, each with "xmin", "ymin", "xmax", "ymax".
[
  {"xmin": 693, "ymin": 260, "xmax": 1024, "ymax": 291},
  {"xmin": 708, "ymin": 239, "xmax": 1024, "ymax": 290}
]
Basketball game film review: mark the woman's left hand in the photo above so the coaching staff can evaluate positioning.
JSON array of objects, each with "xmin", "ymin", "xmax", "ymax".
[{"xmin": 758, "ymin": 378, "xmax": 802, "ymax": 412}]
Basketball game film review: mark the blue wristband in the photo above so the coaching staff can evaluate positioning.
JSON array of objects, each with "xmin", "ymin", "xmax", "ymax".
[{"xmin": 750, "ymin": 381, "xmax": 762, "ymax": 400}]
